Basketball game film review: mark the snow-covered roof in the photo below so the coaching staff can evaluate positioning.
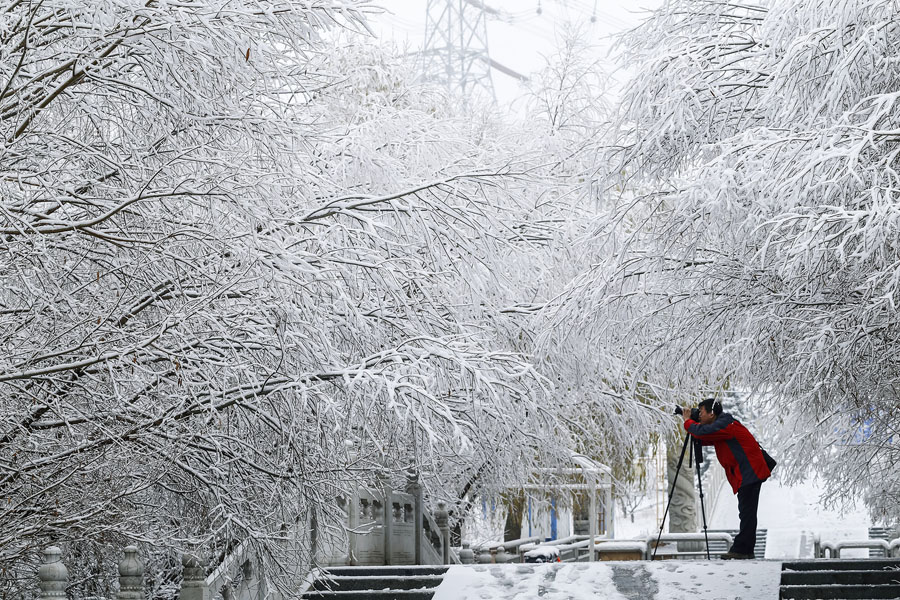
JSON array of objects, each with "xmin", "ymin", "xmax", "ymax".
[
  {"xmin": 525, "ymin": 453, "xmax": 613, "ymax": 489},
  {"xmin": 569, "ymin": 453, "xmax": 613, "ymax": 476}
]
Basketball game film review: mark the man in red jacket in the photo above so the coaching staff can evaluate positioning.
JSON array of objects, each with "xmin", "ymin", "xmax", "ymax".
[{"xmin": 681, "ymin": 398, "xmax": 771, "ymax": 559}]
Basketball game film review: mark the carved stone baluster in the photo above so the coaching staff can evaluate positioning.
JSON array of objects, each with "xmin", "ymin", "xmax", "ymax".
[
  {"xmin": 435, "ymin": 503, "xmax": 450, "ymax": 565},
  {"xmin": 234, "ymin": 559, "xmax": 254, "ymax": 600},
  {"xmin": 117, "ymin": 546, "xmax": 144, "ymax": 600},
  {"xmin": 458, "ymin": 542, "xmax": 475, "ymax": 564},
  {"xmin": 180, "ymin": 552, "xmax": 210, "ymax": 600},
  {"xmin": 381, "ymin": 475, "xmax": 393, "ymax": 565},
  {"xmin": 407, "ymin": 473, "xmax": 423, "ymax": 565},
  {"xmin": 38, "ymin": 546, "xmax": 68, "ymax": 600}
]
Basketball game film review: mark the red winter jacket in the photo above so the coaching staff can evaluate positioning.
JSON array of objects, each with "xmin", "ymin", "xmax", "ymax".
[{"xmin": 684, "ymin": 413, "xmax": 771, "ymax": 494}]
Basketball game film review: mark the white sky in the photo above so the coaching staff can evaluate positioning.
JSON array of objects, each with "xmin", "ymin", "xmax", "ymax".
[{"xmin": 370, "ymin": 0, "xmax": 663, "ymax": 108}]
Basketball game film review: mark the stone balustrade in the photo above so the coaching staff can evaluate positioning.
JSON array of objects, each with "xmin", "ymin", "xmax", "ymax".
[
  {"xmin": 32, "ymin": 492, "xmax": 457, "ymax": 598},
  {"xmin": 38, "ymin": 546, "xmax": 68, "ymax": 600},
  {"xmin": 326, "ymin": 483, "xmax": 456, "ymax": 566},
  {"xmin": 36, "ymin": 545, "xmax": 146, "ymax": 600},
  {"xmin": 31, "ymin": 544, "xmax": 239, "ymax": 600}
]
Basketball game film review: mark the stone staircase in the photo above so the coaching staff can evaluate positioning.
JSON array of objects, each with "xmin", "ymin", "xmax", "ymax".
[
  {"xmin": 780, "ymin": 559, "xmax": 900, "ymax": 599},
  {"xmin": 300, "ymin": 566, "xmax": 449, "ymax": 600}
]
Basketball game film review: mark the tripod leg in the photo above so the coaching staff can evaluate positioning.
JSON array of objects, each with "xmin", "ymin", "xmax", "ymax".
[
  {"xmin": 694, "ymin": 440, "xmax": 711, "ymax": 560},
  {"xmin": 652, "ymin": 432, "xmax": 691, "ymax": 560}
]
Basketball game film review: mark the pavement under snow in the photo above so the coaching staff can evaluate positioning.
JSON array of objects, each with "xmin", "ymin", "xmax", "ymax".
[{"xmin": 431, "ymin": 561, "xmax": 783, "ymax": 600}]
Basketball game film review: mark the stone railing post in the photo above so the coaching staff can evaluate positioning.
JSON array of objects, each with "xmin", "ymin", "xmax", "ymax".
[
  {"xmin": 407, "ymin": 472, "xmax": 423, "ymax": 565},
  {"xmin": 458, "ymin": 542, "xmax": 474, "ymax": 564},
  {"xmin": 382, "ymin": 476, "xmax": 394, "ymax": 566},
  {"xmin": 179, "ymin": 552, "xmax": 210, "ymax": 600},
  {"xmin": 435, "ymin": 502, "xmax": 450, "ymax": 565},
  {"xmin": 348, "ymin": 487, "xmax": 359, "ymax": 566},
  {"xmin": 117, "ymin": 546, "xmax": 144, "ymax": 600},
  {"xmin": 589, "ymin": 488, "xmax": 598, "ymax": 562},
  {"xmin": 234, "ymin": 558, "xmax": 257, "ymax": 600},
  {"xmin": 605, "ymin": 485, "xmax": 615, "ymax": 539},
  {"xmin": 38, "ymin": 546, "xmax": 68, "ymax": 600}
]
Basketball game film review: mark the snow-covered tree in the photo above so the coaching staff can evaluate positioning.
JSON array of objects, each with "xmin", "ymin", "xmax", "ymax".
[
  {"xmin": 462, "ymin": 31, "xmax": 674, "ymax": 514},
  {"xmin": 0, "ymin": 2, "xmax": 574, "ymax": 594},
  {"xmin": 557, "ymin": 0, "xmax": 900, "ymax": 522}
]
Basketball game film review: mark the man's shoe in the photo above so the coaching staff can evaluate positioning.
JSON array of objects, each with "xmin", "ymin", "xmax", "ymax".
[{"xmin": 720, "ymin": 551, "xmax": 755, "ymax": 560}]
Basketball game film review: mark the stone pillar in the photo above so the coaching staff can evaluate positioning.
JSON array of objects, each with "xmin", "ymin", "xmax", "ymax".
[
  {"xmin": 407, "ymin": 472, "xmax": 423, "ymax": 565},
  {"xmin": 117, "ymin": 546, "xmax": 144, "ymax": 600},
  {"xmin": 382, "ymin": 476, "xmax": 393, "ymax": 566},
  {"xmin": 589, "ymin": 488, "xmax": 598, "ymax": 562},
  {"xmin": 667, "ymin": 438, "xmax": 700, "ymax": 551},
  {"xmin": 38, "ymin": 546, "xmax": 68, "ymax": 600},
  {"xmin": 179, "ymin": 553, "xmax": 210, "ymax": 600},
  {"xmin": 605, "ymin": 485, "xmax": 615, "ymax": 539},
  {"xmin": 348, "ymin": 487, "xmax": 359, "ymax": 566},
  {"xmin": 235, "ymin": 559, "xmax": 259, "ymax": 600},
  {"xmin": 435, "ymin": 502, "xmax": 450, "ymax": 565},
  {"xmin": 458, "ymin": 543, "xmax": 474, "ymax": 564}
]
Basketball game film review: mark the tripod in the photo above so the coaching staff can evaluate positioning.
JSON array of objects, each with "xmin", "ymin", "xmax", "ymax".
[{"xmin": 652, "ymin": 431, "xmax": 711, "ymax": 560}]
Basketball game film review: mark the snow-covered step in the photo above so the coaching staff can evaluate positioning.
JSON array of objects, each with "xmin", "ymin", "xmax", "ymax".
[
  {"xmin": 301, "ymin": 566, "xmax": 448, "ymax": 600},
  {"xmin": 780, "ymin": 559, "xmax": 900, "ymax": 599},
  {"xmin": 780, "ymin": 584, "xmax": 900, "ymax": 599},
  {"xmin": 783, "ymin": 569, "xmax": 900, "ymax": 585},
  {"xmin": 781, "ymin": 559, "xmax": 900, "ymax": 571}
]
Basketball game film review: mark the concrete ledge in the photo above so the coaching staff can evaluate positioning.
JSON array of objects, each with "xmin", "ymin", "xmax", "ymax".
[{"xmin": 594, "ymin": 540, "xmax": 647, "ymax": 561}]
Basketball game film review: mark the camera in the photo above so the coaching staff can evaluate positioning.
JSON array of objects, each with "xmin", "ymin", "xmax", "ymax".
[{"xmin": 674, "ymin": 405, "xmax": 700, "ymax": 421}]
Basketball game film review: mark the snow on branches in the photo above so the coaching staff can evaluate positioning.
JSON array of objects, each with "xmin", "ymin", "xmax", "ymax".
[
  {"xmin": 562, "ymin": 0, "xmax": 900, "ymax": 522},
  {"xmin": 0, "ymin": 1, "xmax": 572, "ymax": 593}
]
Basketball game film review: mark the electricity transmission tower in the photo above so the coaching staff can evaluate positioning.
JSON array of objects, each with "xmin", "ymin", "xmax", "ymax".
[{"xmin": 422, "ymin": 0, "xmax": 498, "ymax": 102}]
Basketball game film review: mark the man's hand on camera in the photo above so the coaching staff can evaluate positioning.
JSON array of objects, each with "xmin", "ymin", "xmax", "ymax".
[{"xmin": 681, "ymin": 407, "xmax": 692, "ymax": 422}]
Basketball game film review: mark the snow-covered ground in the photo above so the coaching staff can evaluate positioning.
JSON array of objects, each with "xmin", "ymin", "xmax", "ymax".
[
  {"xmin": 616, "ymin": 470, "xmax": 872, "ymax": 559},
  {"xmin": 438, "ymin": 468, "xmax": 877, "ymax": 599},
  {"xmin": 432, "ymin": 561, "xmax": 783, "ymax": 600}
]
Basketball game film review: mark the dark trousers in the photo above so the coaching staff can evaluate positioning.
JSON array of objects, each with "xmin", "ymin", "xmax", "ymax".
[{"xmin": 731, "ymin": 480, "xmax": 762, "ymax": 555}]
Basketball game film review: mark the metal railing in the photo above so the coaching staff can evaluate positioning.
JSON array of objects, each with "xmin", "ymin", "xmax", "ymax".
[
  {"xmin": 648, "ymin": 532, "xmax": 734, "ymax": 560},
  {"xmin": 518, "ymin": 535, "xmax": 592, "ymax": 562},
  {"xmin": 815, "ymin": 536, "xmax": 900, "ymax": 558}
]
